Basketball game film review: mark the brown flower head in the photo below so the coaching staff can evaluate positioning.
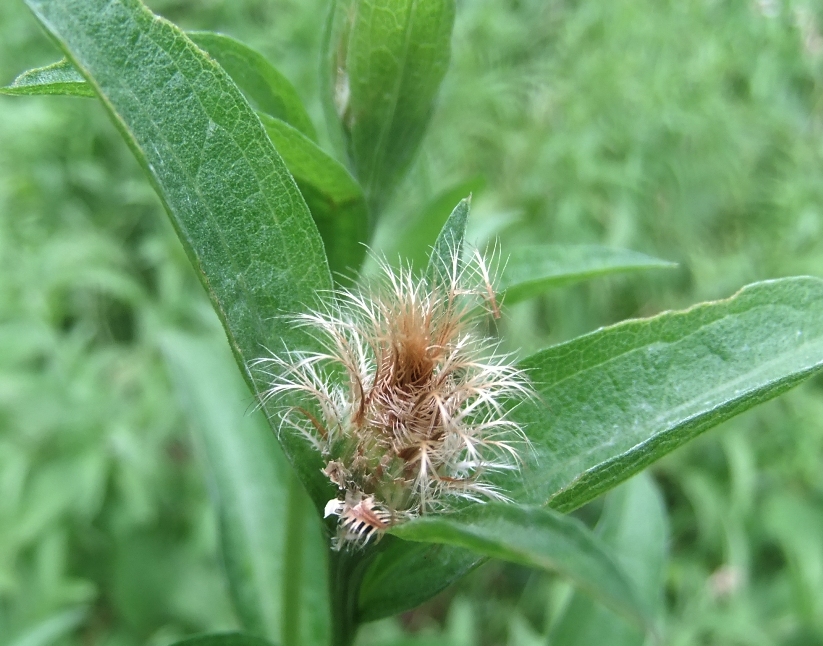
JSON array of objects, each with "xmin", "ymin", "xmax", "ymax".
[{"xmin": 257, "ymin": 247, "xmax": 532, "ymax": 548}]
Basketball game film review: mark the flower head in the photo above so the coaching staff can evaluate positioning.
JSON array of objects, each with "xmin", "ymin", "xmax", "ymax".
[{"xmin": 257, "ymin": 247, "xmax": 532, "ymax": 548}]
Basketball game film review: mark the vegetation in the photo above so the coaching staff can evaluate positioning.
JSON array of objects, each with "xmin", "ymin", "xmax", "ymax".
[{"xmin": 1, "ymin": 1, "xmax": 823, "ymax": 645}]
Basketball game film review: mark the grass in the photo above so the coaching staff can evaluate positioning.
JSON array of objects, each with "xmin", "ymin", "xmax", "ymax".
[{"xmin": 1, "ymin": 0, "xmax": 823, "ymax": 644}]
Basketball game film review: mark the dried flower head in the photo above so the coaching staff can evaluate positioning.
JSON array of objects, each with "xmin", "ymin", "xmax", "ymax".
[{"xmin": 256, "ymin": 247, "xmax": 532, "ymax": 549}]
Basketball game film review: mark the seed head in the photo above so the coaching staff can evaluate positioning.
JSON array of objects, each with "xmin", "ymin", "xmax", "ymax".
[{"xmin": 257, "ymin": 248, "xmax": 532, "ymax": 549}]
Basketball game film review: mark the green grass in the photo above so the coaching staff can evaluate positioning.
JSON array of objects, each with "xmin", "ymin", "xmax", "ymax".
[{"xmin": 1, "ymin": 0, "xmax": 823, "ymax": 644}]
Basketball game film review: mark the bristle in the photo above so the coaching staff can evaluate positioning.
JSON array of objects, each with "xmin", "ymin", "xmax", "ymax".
[{"xmin": 256, "ymin": 246, "xmax": 533, "ymax": 549}]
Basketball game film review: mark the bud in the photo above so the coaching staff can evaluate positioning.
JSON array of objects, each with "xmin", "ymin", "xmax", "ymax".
[{"xmin": 322, "ymin": 0, "xmax": 456, "ymax": 217}]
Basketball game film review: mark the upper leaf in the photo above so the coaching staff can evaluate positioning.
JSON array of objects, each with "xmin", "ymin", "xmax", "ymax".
[
  {"xmin": 499, "ymin": 244, "xmax": 677, "ymax": 304},
  {"xmin": 323, "ymin": 0, "xmax": 455, "ymax": 217},
  {"xmin": 504, "ymin": 276, "xmax": 823, "ymax": 512},
  {"xmin": 24, "ymin": 0, "xmax": 335, "ymax": 506}
]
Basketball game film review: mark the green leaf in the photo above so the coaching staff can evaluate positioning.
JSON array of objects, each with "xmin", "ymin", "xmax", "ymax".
[
  {"xmin": 358, "ymin": 540, "xmax": 480, "ymax": 622},
  {"xmin": 188, "ymin": 31, "xmax": 317, "ymax": 140},
  {"xmin": 259, "ymin": 113, "xmax": 368, "ymax": 278},
  {"xmin": 386, "ymin": 178, "xmax": 485, "ymax": 271},
  {"xmin": 390, "ymin": 503, "xmax": 651, "ymax": 629},
  {"xmin": 551, "ymin": 473, "xmax": 668, "ymax": 646},
  {"xmin": 168, "ymin": 634, "xmax": 276, "ymax": 646},
  {"xmin": 3, "ymin": 32, "xmax": 317, "ymax": 141},
  {"xmin": 427, "ymin": 196, "xmax": 470, "ymax": 288},
  {"xmin": 499, "ymin": 244, "xmax": 677, "ymax": 304},
  {"xmin": 0, "ymin": 58, "xmax": 94, "ymax": 97},
  {"xmin": 506, "ymin": 277, "xmax": 823, "ymax": 512},
  {"xmin": 24, "ymin": 0, "xmax": 334, "ymax": 505},
  {"xmin": 162, "ymin": 333, "xmax": 329, "ymax": 646},
  {"xmin": 323, "ymin": 0, "xmax": 455, "ymax": 216}
]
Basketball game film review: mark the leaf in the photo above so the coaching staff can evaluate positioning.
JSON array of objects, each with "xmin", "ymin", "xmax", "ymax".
[
  {"xmin": 386, "ymin": 178, "xmax": 485, "ymax": 271},
  {"xmin": 551, "ymin": 473, "xmax": 668, "ymax": 646},
  {"xmin": 259, "ymin": 113, "xmax": 368, "ymax": 278},
  {"xmin": 188, "ymin": 31, "xmax": 317, "ymax": 140},
  {"xmin": 427, "ymin": 196, "xmax": 470, "ymax": 288},
  {"xmin": 0, "ymin": 58, "xmax": 94, "ymax": 97},
  {"xmin": 162, "ymin": 333, "xmax": 329, "ymax": 646},
  {"xmin": 323, "ymin": 0, "xmax": 456, "ymax": 216},
  {"xmin": 499, "ymin": 244, "xmax": 677, "ymax": 304},
  {"xmin": 390, "ymin": 502, "xmax": 651, "ymax": 629},
  {"xmin": 505, "ymin": 276, "xmax": 823, "ymax": 512},
  {"xmin": 168, "ymin": 634, "xmax": 276, "ymax": 646},
  {"xmin": 24, "ymin": 0, "xmax": 335, "ymax": 506},
  {"xmin": 358, "ymin": 539, "xmax": 480, "ymax": 622},
  {"xmin": 3, "ymin": 32, "xmax": 317, "ymax": 141}
]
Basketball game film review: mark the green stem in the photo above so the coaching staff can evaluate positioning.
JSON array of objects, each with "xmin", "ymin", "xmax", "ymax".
[
  {"xmin": 282, "ymin": 473, "xmax": 307, "ymax": 646},
  {"xmin": 329, "ymin": 545, "xmax": 378, "ymax": 646}
]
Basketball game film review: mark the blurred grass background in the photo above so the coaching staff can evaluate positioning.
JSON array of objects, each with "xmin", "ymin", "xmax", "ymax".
[{"xmin": 1, "ymin": 0, "xmax": 823, "ymax": 644}]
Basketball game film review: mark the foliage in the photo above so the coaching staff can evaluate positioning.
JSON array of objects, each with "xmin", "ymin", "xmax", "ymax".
[{"xmin": 1, "ymin": 1, "xmax": 823, "ymax": 645}]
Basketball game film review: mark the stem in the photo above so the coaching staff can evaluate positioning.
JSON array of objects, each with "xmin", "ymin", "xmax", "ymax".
[
  {"xmin": 328, "ymin": 544, "xmax": 378, "ymax": 646},
  {"xmin": 282, "ymin": 473, "xmax": 306, "ymax": 646}
]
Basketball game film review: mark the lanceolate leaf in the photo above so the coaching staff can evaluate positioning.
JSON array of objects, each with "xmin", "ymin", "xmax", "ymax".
[
  {"xmin": 427, "ymin": 196, "xmax": 470, "ymax": 288},
  {"xmin": 499, "ymin": 244, "xmax": 677, "ymax": 304},
  {"xmin": 0, "ymin": 58, "xmax": 93, "ymax": 96},
  {"xmin": 163, "ymin": 333, "xmax": 330, "ymax": 646},
  {"xmin": 507, "ymin": 277, "xmax": 823, "ymax": 512},
  {"xmin": 188, "ymin": 31, "xmax": 317, "ymax": 140},
  {"xmin": 390, "ymin": 503, "xmax": 651, "ymax": 629},
  {"xmin": 2, "ymin": 32, "xmax": 317, "ymax": 140},
  {"xmin": 551, "ymin": 473, "xmax": 668, "ymax": 646},
  {"xmin": 24, "ymin": 0, "xmax": 335, "ymax": 505},
  {"xmin": 323, "ymin": 0, "xmax": 455, "ymax": 216},
  {"xmin": 385, "ymin": 177, "xmax": 485, "ymax": 271},
  {"xmin": 260, "ymin": 114, "xmax": 367, "ymax": 278}
]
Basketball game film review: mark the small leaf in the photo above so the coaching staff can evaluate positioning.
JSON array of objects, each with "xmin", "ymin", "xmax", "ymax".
[
  {"xmin": 24, "ymin": 0, "xmax": 334, "ymax": 505},
  {"xmin": 260, "ymin": 113, "xmax": 368, "ymax": 278},
  {"xmin": 323, "ymin": 0, "xmax": 456, "ymax": 216},
  {"xmin": 188, "ymin": 31, "xmax": 317, "ymax": 140},
  {"xmin": 551, "ymin": 473, "xmax": 668, "ymax": 646},
  {"xmin": 386, "ymin": 177, "xmax": 485, "ymax": 271},
  {"xmin": 162, "ymin": 333, "xmax": 330, "ymax": 646},
  {"xmin": 358, "ymin": 540, "xmax": 480, "ymax": 622},
  {"xmin": 504, "ymin": 276, "xmax": 823, "ymax": 512},
  {"xmin": 168, "ymin": 634, "xmax": 276, "ymax": 646},
  {"xmin": 427, "ymin": 196, "xmax": 470, "ymax": 288},
  {"xmin": 499, "ymin": 244, "xmax": 677, "ymax": 304},
  {"xmin": 0, "ymin": 58, "xmax": 93, "ymax": 97},
  {"xmin": 390, "ymin": 503, "xmax": 651, "ymax": 629}
]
